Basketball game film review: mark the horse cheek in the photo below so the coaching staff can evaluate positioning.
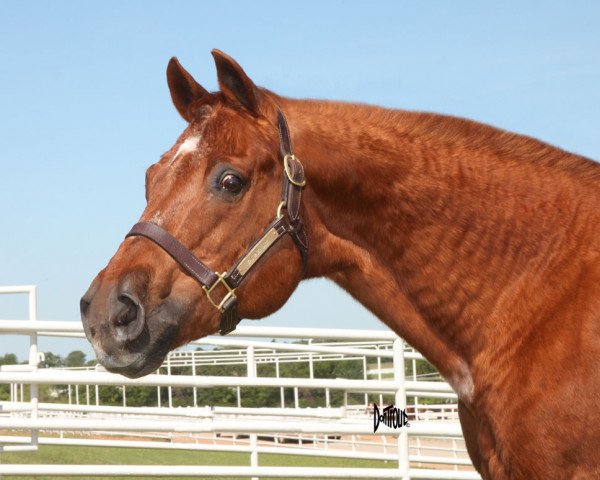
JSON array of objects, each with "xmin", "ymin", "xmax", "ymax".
[{"xmin": 237, "ymin": 239, "xmax": 303, "ymax": 319}]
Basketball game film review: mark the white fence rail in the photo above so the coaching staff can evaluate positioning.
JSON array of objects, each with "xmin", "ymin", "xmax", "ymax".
[{"xmin": 0, "ymin": 285, "xmax": 479, "ymax": 479}]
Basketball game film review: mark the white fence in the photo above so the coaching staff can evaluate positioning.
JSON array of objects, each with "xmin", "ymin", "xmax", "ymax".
[{"xmin": 0, "ymin": 285, "xmax": 480, "ymax": 479}]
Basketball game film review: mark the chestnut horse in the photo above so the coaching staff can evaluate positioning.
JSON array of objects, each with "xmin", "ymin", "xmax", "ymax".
[{"xmin": 81, "ymin": 50, "xmax": 600, "ymax": 479}]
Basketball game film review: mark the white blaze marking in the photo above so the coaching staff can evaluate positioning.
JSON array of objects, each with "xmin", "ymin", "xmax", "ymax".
[{"xmin": 173, "ymin": 136, "xmax": 200, "ymax": 160}]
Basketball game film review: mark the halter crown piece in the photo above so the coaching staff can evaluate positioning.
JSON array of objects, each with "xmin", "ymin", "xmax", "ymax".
[{"xmin": 125, "ymin": 109, "xmax": 308, "ymax": 335}]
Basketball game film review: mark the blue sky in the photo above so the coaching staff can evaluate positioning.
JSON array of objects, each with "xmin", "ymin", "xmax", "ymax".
[{"xmin": 1, "ymin": 1, "xmax": 599, "ymax": 358}]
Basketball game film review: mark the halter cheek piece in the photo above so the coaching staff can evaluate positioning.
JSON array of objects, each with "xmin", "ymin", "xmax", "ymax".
[{"xmin": 125, "ymin": 110, "xmax": 308, "ymax": 335}]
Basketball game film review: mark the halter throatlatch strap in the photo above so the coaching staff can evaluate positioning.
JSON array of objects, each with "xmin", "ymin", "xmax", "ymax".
[{"xmin": 125, "ymin": 109, "xmax": 307, "ymax": 335}]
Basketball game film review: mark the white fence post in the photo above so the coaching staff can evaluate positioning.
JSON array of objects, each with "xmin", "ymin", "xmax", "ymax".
[
  {"xmin": 167, "ymin": 355, "xmax": 173, "ymax": 408},
  {"xmin": 275, "ymin": 357, "xmax": 284, "ymax": 408},
  {"xmin": 28, "ymin": 286, "xmax": 39, "ymax": 450},
  {"xmin": 192, "ymin": 352, "xmax": 198, "ymax": 407},
  {"xmin": 94, "ymin": 364, "xmax": 100, "ymax": 406},
  {"xmin": 247, "ymin": 345, "xmax": 258, "ymax": 480},
  {"xmin": 393, "ymin": 338, "xmax": 410, "ymax": 480},
  {"xmin": 362, "ymin": 356, "xmax": 368, "ymax": 407}
]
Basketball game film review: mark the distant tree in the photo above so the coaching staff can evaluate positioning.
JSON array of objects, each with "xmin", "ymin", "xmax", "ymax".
[
  {"xmin": 64, "ymin": 350, "xmax": 86, "ymax": 367},
  {"xmin": 0, "ymin": 354, "xmax": 19, "ymax": 401},
  {"xmin": 124, "ymin": 386, "xmax": 157, "ymax": 407},
  {"xmin": 0, "ymin": 353, "xmax": 18, "ymax": 366},
  {"xmin": 98, "ymin": 386, "xmax": 123, "ymax": 405},
  {"xmin": 41, "ymin": 352, "xmax": 63, "ymax": 368}
]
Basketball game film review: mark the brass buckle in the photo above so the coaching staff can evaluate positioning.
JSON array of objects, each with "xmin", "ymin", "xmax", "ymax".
[
  {"xmin": 203, "ymin": 272, "xmax": 236, "ymax": 312},
  {"xmin": 283, "ymin": 154, "xmax": 306, "ymax": 187}
]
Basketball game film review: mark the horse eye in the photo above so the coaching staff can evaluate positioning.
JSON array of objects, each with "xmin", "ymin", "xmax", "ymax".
[{"xmin": 219, "ymin": 173, "xmax": 244, "ymax": 194}]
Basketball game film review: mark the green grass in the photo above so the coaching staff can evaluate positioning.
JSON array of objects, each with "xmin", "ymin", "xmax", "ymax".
[{"xmin": 0, "ymin": 444, "xmax": 396, "ymax": 479}]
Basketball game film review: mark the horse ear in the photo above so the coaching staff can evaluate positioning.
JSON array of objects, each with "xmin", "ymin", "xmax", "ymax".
[
  {"xmin": 166, "ymin": 57, "xmax": 209, "ymax": 122},
  {"xmin": 211, "ymin": 49, "xmax": 261, "ymax": 116}
]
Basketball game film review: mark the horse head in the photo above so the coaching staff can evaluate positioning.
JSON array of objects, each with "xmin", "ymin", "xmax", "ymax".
[{"xmin": 81, "ymin": 50, "xmax": 307, "ymax": 378}]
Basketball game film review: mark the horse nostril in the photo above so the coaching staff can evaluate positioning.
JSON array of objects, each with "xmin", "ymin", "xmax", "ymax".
[
  {"xmin": 115, "ymin": 294, "xmax": 138, "ymax": 327},
  {"xmin": 111, "ymin": 292, "xmax": 145, "ymax": 342}
]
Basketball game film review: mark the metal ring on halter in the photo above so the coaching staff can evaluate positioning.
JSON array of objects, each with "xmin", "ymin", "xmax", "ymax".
[
  {"xmin": 283, "ymin": 154, "xmax": 306, "ymax": 187},
  {"xmin": 276, "ymin": 200, "xmax": 286, "ymax": 219}
]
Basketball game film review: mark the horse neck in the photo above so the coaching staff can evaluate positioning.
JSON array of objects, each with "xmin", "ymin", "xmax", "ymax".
[{"xmin": 280, "ymin": 96, "xmax": 600, "ymax": 398}]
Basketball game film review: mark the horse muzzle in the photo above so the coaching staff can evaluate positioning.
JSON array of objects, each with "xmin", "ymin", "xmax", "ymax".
[{"xmin": 80, "ymin": 273, "xmax": 178, "ymax": 378}]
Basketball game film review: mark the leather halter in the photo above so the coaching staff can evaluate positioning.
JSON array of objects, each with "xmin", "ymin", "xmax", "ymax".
[{"xmin": 125, "ymin": 110, "xmax": 308, "ymax": 335}]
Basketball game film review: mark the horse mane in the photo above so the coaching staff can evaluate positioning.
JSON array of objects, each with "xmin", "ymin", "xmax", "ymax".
[
  {"xmin": 405, "ymin": 111, "xmax": 600, "ymax": 181},
  {"xmin": 278, "ymin": 94, "xmax": 600, "ymax": 184}
]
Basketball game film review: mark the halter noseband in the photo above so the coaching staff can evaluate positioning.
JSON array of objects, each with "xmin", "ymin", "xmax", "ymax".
[{"xmin": 125, "ymin": 110, "xmax": 308, "ymax": 335}]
